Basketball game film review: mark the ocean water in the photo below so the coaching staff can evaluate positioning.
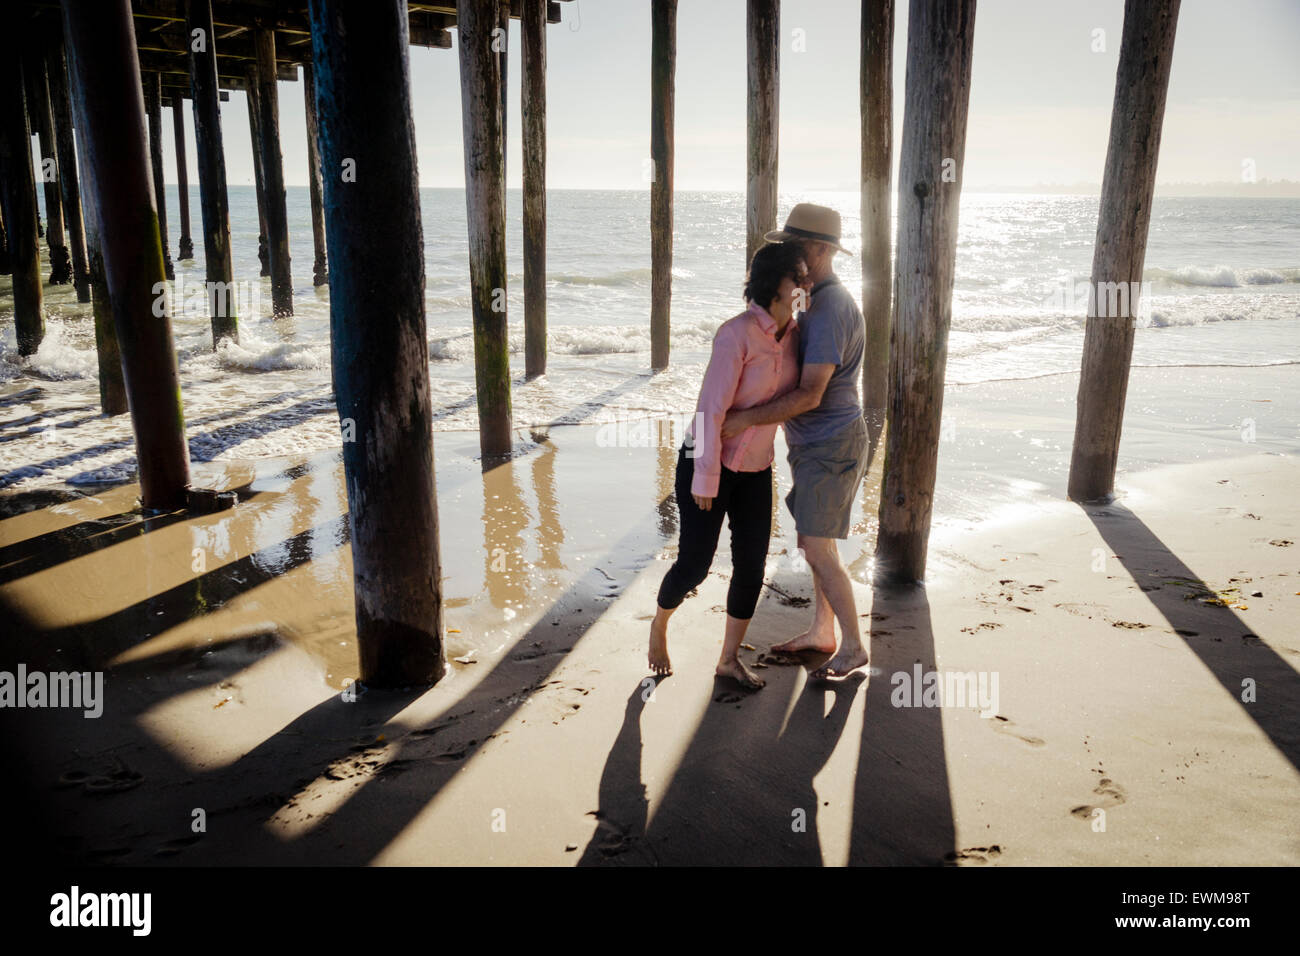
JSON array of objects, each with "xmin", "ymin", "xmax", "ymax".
[{"xmin": 1, "ymin": 188, "xmax": 1298, "ymax": 490}]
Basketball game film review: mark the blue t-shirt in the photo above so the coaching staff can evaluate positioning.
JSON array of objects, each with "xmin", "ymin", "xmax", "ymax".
[{"xmin": 784, "ymin": 274, "xmax": 865, "ymax": 446}]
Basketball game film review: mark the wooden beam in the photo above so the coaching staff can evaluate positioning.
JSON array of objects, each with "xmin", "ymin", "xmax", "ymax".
[
  {"xmin": 458, "ymin": 0, "xmax": 512, "ymax": 459},
  {"xmin": 308, "ymin": 0, "xmax": 446, "ymax": 688},
  {"xmin": 62, "ymin": 0, "xmax": 191, "ymax": 511},
  {"xmin": 254, "ymin": 27, "xmax": 293, "ymax": 316},
  {"xmin": 136, "ymin": 25, "xmax": 308, "ymax": 67},
  {"xmin": 875, "ymin": 0, "xmax": 976, "ymax": 585},
  {"xmin": 860, "ymin": 0, "xmax": 894, "ymax": 459},
  {"xmin": 139, "ymin": 49, "xmax": 299, "ymax": 84},
  {"xmin": 134, "ymin": 0, "xmax": 313, "ymax": 36},
  {"xmin": 649, "ymin": 0, "xmax": 676, "ymax": 372},
  {"xmin": 408, "ymin": 24, "xmax": 453, "ymax": 48},
  {"xmin": 187, "ymin": 0, "xmax": 239, "ymax": 346},
  {"xmin": 746, "ymin": 0, "xmax": 778, "ymax": 265},
  {"xmin": 1068, "ymin": 0, "xmax": 1180, "ymax": 502},
  {"xmin": 0, "ymin": 25, "xmax": 45, "ymax": 355},
  {"xmin": 522, "ymin": 0, "xmax": 546, "ymax": 378}
]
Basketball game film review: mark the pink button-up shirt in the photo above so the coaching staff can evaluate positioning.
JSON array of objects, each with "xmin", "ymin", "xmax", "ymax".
[{"xmin": 687, "ymin": 300, "xmax": 800, "ymax": 498}]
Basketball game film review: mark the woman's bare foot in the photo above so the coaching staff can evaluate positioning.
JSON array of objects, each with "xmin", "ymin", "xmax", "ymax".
[
  {"xmin": 648, "ymin": 610, "xmax": 672, "ymax": 676},
  {"xmin": 811, "ymin": 641, "xmax": 868, "ymax": 680},
  {"xmin": 770, "ymin": 628, "xmax": 836, "ymax": 655},
  {"xmin": 716, "ymin": 656, "xmax": 765, "ymax": 690}
]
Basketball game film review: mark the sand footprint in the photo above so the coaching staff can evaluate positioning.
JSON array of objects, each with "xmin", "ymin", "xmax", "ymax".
[
  {"xmin": 989, "ymin": 715, "xmax": 1045, "ymax": 747},
  {"xmin": 944, "ymin": 844, "xmax": 1003, "ymax": 865},
  {"xmin": 1070, "ymin": 777, "xmax": 1127, "ymax": 820}
]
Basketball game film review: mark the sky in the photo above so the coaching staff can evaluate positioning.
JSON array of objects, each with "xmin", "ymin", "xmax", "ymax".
[{"xmin": 163, "ymin": 0, "xmax": 1300, "ymax": 193}]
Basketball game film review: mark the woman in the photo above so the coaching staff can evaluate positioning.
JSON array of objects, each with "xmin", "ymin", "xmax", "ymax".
[{"xmin": 648, "ymin": 241, "xmax": 809, "ymax": 689}]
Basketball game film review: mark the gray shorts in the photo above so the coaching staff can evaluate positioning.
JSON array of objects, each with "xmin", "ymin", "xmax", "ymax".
[{"xmin": 785, "ymin": 416, "xmax": 868, "ymax": 539}]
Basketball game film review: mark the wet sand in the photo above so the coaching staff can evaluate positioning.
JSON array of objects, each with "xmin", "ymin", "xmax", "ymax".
[{"xmin": 2, "ymin": 393, "xmax": 1297, "ymax": 864}]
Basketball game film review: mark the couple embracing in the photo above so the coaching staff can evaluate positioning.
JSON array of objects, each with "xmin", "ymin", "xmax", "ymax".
[{"xmin": 648, "ymin": 203, "xmax": 870, "ymax": 690}]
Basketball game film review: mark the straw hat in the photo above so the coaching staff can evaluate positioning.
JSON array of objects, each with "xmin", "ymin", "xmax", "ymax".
[{"xmin": 764, "ymin": 203, "xmax": 853, "ymax": 255}]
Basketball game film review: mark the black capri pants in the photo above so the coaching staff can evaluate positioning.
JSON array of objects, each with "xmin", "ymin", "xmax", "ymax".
[{"xmin": 656, "ymin": 444, "xmax": 773, "ymax": 620}]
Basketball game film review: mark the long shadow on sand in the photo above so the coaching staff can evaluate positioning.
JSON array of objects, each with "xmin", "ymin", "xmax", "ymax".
[
  {"xmin": 848, "ymin": 583, "xmax": 957, "ymax": 864},
  {"xmin": 576, "ymin": 579, "xmax": 956, "ymax": 865},
  {"xmin": 577, "ymin": 682, "xmax": 660, "ymax": 864},
  {"xmin": 1085, "ymin": 502, "xmax": 1300, "ymax": 772},
  {"xmin": 581, "ymin": 665, "xmax": 864, "ymax": 866}
]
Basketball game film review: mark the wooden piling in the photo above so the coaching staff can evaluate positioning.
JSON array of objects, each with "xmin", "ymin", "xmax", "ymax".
[
  {"xmin": 499, "ymin": 1, "xmax": 509, "ymax": 179},
  {"xmin": 875, "ymin": 0, "xmax": 976, "ymax": 586},
  {"xmin": 45, "ymin": 39, "xmax": 91, "ymax": 303},
  {"xmin": 746, "ymin": 0, "xmax": 779, "ymax": 265},
  {"xmin": 308, "ymin": 0, "xmax": 445, "ymax": 688},
  {"xmin": 522, "ymin": 0, "xmax": 547, "ymax": 378},
  {"xmin": 458, "ymin": 0, "xmax": 513, "ymax": 459},
  {"xmin": 61, "ymin": 0, "xmax": 191, "ymax": 510},
  {"xmin": 186, "ymin": 0, "xmax": 238, "ymax": 345},
  {"xmin": 171, "ymin": 95, "xmax": 194, "ymax": 260},
  {"xmin": 144, "ymin": 71, "xmax": 176, "ymax": 281},
  {"xmin": 860, "ymin": 0, "xmax": 894, "ymax": 457},
  {"xmin": 253, "ymin": 28, "xmax": 293, "ymax": 317},
  {"xmin": 245, "ymin": 76, "xmax": 270, "ymax": 278},
  {"xmin": 61, "ymin": 18, "xmax": 127, "ymax": 414},
  {"xmin": 1068, "ymin": 0, "xmax": 1180, "ymax": 502},
  {"xmin": 75, "ymin": 150, "xmax": 129, "ymax": 416},
  {"xmin": 302, "ymin": 62, "xmax": 327, "ymax": 287},
  {"xmin": 649, "ymin": 0, "xmax": 676, "ymax": 372},
  {"xmin": 26, "ymin": 51, "xmax": 73, "ymax": 286},
  {"xmin": 0, "ymin": 36, "xmax": 45, "ymax": 354}
]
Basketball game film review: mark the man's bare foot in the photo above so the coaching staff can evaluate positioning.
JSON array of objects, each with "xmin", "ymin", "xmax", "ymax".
[
  {"xmin": 770, "ymin": 629, "xmax": 836, "ymax": 655},
  {"xmin": 716, "ymin": 657, "xmax": 765, "ymax": 690},
  {"xmin": 648, "ymin": 613, "xmax": 672, "ymax": 676},
  {"xmin": 811, "ymin": 643, "xmax": 868, "ymax": 680}
]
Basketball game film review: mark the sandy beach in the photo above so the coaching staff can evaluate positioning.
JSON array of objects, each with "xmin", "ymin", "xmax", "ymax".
[{"xmin": 3, "ymin": 362, "xmax": 1297, "ymax": 866}]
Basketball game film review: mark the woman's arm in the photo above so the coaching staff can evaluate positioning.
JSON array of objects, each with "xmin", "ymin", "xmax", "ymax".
[{"xmin": 689, "ymin": 322, "xmax": 746, "ymax": 508}]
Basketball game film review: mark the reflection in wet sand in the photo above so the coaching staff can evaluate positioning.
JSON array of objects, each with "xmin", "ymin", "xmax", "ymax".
[
  {"xmin": 0, "ymin": 452, "xmax": 357, "ymax": 685},
  {"xmin": 532, "ymin": 440, "xmax": 564, "ymax": 571},
  {"xmin": 481, "ymin": 454, "xmax": 532, "ymax": 632}
]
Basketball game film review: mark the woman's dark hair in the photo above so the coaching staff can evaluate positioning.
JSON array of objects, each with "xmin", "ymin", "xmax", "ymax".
[{"xmin": 743, "ymin": 241, "xmax": 806, "ymax": 309}]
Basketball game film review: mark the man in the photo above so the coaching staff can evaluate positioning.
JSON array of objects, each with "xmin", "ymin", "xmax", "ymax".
[{"xmin": 722, "ymin": 203, "xmax": 869, "ymax": 679}]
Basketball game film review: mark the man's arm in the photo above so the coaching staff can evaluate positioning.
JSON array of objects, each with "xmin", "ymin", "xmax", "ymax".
[{"xmin": 721, "ymin": 362, "xmax": 834, "ymax": 438}]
